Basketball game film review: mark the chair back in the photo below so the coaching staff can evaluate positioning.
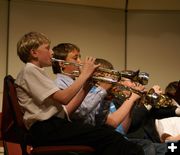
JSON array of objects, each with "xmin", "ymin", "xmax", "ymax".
[{"xmin": 1, "ymin": 75, "xmax": 27, "ymax": 143}]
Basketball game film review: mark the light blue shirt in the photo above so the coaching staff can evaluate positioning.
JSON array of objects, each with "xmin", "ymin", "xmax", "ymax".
[
  {"xmin": 109, "ymin": 102, "xmax": 125, "ymax": 135},
  {"xmin": 55, "ymin": 73, "xmax": 126, "ymax": 134},
  {"xmin": 54, "ymin": 73, "xmax": 107, "ymax": 125}
]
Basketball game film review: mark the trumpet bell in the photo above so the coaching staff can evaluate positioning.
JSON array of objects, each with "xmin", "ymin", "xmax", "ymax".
[
  {"xmin": 120, "ymin": 70, "xmax": 149, "ymax": 85},
  {"xmin": 138, "ymin": 72, "xmax": 149, "ymax": 85},
  {"xmin": 145, "ymin": 88, "xmax": 160, "ymax": 105},
  {"xmin": 140, "ymin": 88, "xmax": 173, "ymax": 108}
]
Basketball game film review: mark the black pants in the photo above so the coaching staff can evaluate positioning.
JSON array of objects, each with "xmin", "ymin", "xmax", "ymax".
[{"xmin": 29, "ymin": 117, "xmax": 144, "ymax": 155}]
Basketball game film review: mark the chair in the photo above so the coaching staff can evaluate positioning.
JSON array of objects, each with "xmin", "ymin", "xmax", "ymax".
[{"xmin": 1, "ymin": 75, "xmax": 95, "ymax": 155}]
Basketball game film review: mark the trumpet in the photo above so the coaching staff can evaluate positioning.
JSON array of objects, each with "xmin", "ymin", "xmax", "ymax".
[
  {"xmin": 120, "ymin": 70, "xmax": 149, "ymax": 85},
  {"xmin": 102, "ymin": 69, "xmax": 149, "ymax": 99},
  {"xmin": 110, "ymin": 84, "xmax": 145, "ymax": 100},
  {"xmin": 51, "ymin": 58, "xmax": 121, "ymax": 84},
  {"xmin": 52, "ymin": 58, "xmax": 150, "ymax": 85},
  {"xmin": 111, "ymin": 83, "xmax": 174, "ymax": 108},
  {"xmin": 109, "ymin": 84, "xmax": 133, "ymax": 100},
  {"xmin": 52, "ymin": 58, "xmax": 149, "ymax": 100},
  {"xmin": 52, "ymin": 58, "xmax": 173, "ymax": 108},
  {"xmin": 134, "ymin": 88, "xmax": 174, "ymax": 108}
]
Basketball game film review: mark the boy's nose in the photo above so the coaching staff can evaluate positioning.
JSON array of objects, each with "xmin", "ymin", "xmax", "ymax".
[
  {"xmin": 77, "ymin": 58, "xmax": 82, "ymax": 64},
  {"xmin": 50, "ymin": 49, "xmax": 54, "ymax": 56}
]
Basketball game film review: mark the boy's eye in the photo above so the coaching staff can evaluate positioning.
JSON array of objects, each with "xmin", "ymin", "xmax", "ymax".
[{"xmin": 72, "ymin": 57, "xmax": 78, "ymax": 61}]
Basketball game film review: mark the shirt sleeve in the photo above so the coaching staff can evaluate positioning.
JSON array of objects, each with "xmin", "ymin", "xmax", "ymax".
[
  {"xmin": 24, "ymin": 65, "xmax": 59, "ymax": 103},
  {"xmin": 72, "ymin": 86, "xmax": 107, "ymax": 120}
]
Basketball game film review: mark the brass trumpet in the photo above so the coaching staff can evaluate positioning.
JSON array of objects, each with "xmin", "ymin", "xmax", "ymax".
[
  {"xmin": 137, "ymin": 88, "xmax": 174, "ymax": 108},
  {"xmin": 52, "ymin": 58, "xmax": 150, "ymax": 85},
  {"xmin": 120, "ymin": 70, "xmax": 149, "ymax": 85},
  {"xmin": 109, "ymin": 84, "xmax": 133, "ymax": 100},
  {"xmin": 51, "ymin": 58, "xmax": 121, "ymax": 84},
  {"xmin": 111, "ymin": 83, "xmax": 174, "ymax": 108},
  {"xmin": 110, "ymin": 84, "xmax": 145, "ymax": 100},
  {"xmin": 52, "ymin": 58, "xmax": 149, "ymax": 100}
]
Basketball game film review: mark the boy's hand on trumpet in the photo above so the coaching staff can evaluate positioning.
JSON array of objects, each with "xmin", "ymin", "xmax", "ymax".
[
  {"xmin": 152, "ymin": 85, "xmax": 163, "ymax": 95},
  {"xmin": 80, "ymin": 57, "xmax": 100, "ymax": 80}
]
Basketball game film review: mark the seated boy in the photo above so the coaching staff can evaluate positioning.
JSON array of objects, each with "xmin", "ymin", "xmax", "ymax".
[
  {"xmin": 51, "ymin": 42, "xmax": 164, "ymax": 155},
  {"xmin": 15, "ymin": 32, "xmax": 144, "ymax": 155}
]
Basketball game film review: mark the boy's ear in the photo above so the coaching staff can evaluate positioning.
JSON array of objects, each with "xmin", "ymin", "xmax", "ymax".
[
  {"xmin": 59, "ymin": 60, "xmax": 68, "ymax": 69},
  {"xmin": 30, "ymin": 49, "xmax": 38, "ymax": 58}
]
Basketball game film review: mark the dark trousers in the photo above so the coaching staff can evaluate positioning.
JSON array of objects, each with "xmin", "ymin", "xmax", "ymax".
[
  {"xmin": 129, "ymin": 138, "xmax": 156, "ymax": 155},
  {"xmin": 29, "ymin": 117, "xmax": 144, "ymax": 155}
]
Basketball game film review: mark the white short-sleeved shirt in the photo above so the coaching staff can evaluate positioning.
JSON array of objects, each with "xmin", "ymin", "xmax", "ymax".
[{"xmin": 15, "ymin": 63, "xmax": 66, "ymax": 129}]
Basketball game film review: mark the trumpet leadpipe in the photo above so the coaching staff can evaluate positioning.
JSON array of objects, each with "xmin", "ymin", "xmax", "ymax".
[{"xmin": 51, "ymin": 58, "xmax": 81, "ymax": 67}]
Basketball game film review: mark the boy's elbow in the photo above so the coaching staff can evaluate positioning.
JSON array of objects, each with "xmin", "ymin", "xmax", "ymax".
[{"xmin": 106, "ymin": 115, "xmax": 119, "ymax": 128}]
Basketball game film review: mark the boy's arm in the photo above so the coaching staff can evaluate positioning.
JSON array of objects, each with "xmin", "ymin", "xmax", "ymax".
[
  {"xmin": 106, "ymin": 93, "xmax": 140, "ymax": 129},
  {"xmin": 52, "ymin": 74, "xmax": 89, "ymax": 104},
  {"xmin": 69, "ymin": 86, "xmax": 108, "ymax": 118},
  {"xmin": 121, "ymin": 112, "xmax": 132, "ymax": 133},
  {"xmin": 66, "ymin": 79, "xmax": 113, "ymax": 118},
  {"xmin": 64, "ymin": 82, "xmax": 92, "ymax": 115}
]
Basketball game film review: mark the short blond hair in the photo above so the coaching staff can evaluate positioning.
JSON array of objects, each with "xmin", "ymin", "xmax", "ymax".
[{"xmin": 17, "ymin": 32, "xmax": 50, "ymax": 63}]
